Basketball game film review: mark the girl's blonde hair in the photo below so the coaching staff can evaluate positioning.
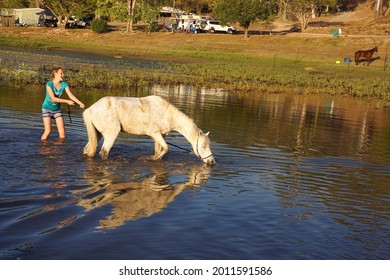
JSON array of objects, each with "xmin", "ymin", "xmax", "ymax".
[{"xmin": 51, "ymin": 67, "xmax": 63, "ymax": 78}]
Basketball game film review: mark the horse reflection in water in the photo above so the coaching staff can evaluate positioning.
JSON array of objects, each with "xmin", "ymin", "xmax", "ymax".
[{"xmin": 73, "ymin": 162, "xmax": 212, "ymax": 229}]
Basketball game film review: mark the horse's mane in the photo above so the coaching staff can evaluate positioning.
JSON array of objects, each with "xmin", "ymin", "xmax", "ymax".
[{"xmin": 166, "ymin": 101, "xmax": 202, "ymax": 141}]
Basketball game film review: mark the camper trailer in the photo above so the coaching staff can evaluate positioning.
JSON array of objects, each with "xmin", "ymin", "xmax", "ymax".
[
  {"xmin": 171, "ymin": 14, "xmax": 210, "ymax": 33},
  {"xmin": 13, "ymin": 8, "xmax": 44, "ymax": 26}
]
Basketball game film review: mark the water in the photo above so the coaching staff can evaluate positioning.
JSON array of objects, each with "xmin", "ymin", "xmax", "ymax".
[{"xmin": 0, "ymin": 83, "xmax": 389, "ymax": 260}]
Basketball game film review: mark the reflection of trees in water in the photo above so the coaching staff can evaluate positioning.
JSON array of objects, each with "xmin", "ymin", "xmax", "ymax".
[
  {"xmin": 204, "ymin": 92, "xmax": 389, "ymax": 157},
  {"xmin": 73, "ymin": 161, "xmax": 212, "ymax": 229},
  {"xmin": 209, "ymin": 93, "xmax": 390, "ymax": 254}
]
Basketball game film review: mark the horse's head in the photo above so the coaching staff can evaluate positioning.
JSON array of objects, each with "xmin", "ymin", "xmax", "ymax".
[
  {"xmin": 194, "ymin": 131, "xmax": 216, "ymax": 165},
  {"xmin": 374, "ymin": 46, "xmax": 378, "ymax": 52}
]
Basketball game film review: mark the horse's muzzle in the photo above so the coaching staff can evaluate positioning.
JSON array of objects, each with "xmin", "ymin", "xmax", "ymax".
[{"xmin": 203, "ymin": 155, "xmax": 216, "ymax": 165}]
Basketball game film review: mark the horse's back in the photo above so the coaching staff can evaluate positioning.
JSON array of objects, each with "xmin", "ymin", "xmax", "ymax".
[
  {"xmin": 89, "ymin": 96, "xmax": 173, "ymax": 135},
  {"xmin": 355, "ymin": 46, "xmax": 378, "ymax": 57},
  {"xmin": 93, "ymin": 95, "xmax": 166, "ymax": 107},
  {"xmin": 90, "ymin": 96, "xmax": 167, "ymax": 114}
]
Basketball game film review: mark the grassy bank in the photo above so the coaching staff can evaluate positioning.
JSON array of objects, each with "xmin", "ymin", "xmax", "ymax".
[{"xmin": 0, "ymin": 27, "xmax": 389, "ymax": 100}]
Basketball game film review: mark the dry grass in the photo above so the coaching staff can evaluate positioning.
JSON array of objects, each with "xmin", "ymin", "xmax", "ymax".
[
  {"xmin": 1, "ymin": 5, "xmax": 389, "ymax": 62},
  {"xmin": 1, "ymin": 6, "xmax": 389, "ymax": 99}
]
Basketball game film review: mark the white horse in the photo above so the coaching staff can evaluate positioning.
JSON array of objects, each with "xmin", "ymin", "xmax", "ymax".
[{"xmin": 82, "ymin": 96, "xmax": 216, "ymax": 164}]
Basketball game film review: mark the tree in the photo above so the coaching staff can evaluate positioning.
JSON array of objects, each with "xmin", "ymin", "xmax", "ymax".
[
  {"xmin": 123, "ymin": 0, "xmax": 168, "ymax": 33},
  {"xmin": 139, "ymin": 1, "xmax": 161, "ymax": 31},
  {"xmin": 286, "ymin": 0, "xmax": 312, "ymax": 31},
  {"xmin": 212, "ymin": 0, "xmax": 279, "ymax": 39},
  {"xmin": 92, "ymin": 0, "xmax": 167, "ymax": 33},
  {"xmin": 94, "ymin": 0, "xmax": 115, "ymax": 19},
  {"xmin": 0, "ymin": 0, "xmax": 30, "ymax": 8},
  {"xmin": 38, "ymin": 0, "xmax": 94, "ymax": 29},
  {"xmin": 375, "ymin": 0, "xmax": 389, "ymax": 17},
  {"xmin": 174, "ymin": 0, "xmax": 211, "ymax": 13},
  {"xmin": 126, "ymin": 0, "xmax": 138, "ymax": 32},
  {"xmin": 106, "ymin": 0, "xmax": 147, "ymax": 33},
  {"xmin": 286, "ymin": 0, "xmax": 336, "ymax": 31}
]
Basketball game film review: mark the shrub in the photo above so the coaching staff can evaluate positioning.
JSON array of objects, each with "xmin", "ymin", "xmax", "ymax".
[
  {"xmin": 91, "ymin": 18, "xmax": 108, "ymax": 34},
  {"xmin": 147, "ymin": 22, "xmax": 159, "ymax": 32}
]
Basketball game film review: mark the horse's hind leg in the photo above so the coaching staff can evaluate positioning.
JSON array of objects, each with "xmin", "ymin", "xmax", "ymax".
[
  {"xmin": 83, "ymin": 131, "xmax": 102, "ymax": 157},
  {"xmin": 354, "ymin": 53, "xmax": 359, "ymax": 66},
  {"xmin": 99, "ymin": 128, "xmax": 120, "ymax": 160}
]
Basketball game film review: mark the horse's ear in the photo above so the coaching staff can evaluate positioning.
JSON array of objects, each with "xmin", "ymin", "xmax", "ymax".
[{"xmin": 205, "ymin": 131, "xmax": 210, "ymax": 136}]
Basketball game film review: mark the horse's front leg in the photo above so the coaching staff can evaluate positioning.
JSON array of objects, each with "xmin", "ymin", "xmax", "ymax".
[
  {"xmin": 154, "ymin": 140, "xmax": 163, "ymax": 156},
  {"xmin": 154, "ymin": 134, "xmax": 167, "ymax": 155},
  {"xmin": 141, "ymin": 133, "xmax": 168, "ymax": 161}
]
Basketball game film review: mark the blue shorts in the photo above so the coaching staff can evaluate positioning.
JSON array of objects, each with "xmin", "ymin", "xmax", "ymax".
[{"xmin": 42, "ymin": 109, "xmax": 63, "ymax": 119}]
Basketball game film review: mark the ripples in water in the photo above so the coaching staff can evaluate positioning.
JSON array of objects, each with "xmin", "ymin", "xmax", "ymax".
[{"xmin": 0, "ymin": 86, "xmax": 389, "ymax": 260}]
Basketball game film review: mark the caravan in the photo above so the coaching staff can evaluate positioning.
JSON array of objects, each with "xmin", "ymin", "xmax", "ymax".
[
  {"xmin": 168, "ymin": 15, "xmax": 234, "ymax": 34},
  {"xmin": 170, "ymin": 14, "xmax": 210, "ymax": 33}
]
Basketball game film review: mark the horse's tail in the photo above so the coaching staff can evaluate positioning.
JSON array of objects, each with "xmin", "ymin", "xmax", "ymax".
[
  {"xmin": 354, "ymin": 51, "xmax": 360, "ymax": 64},
  {"xmin": 83, "ymin": 107, "xmax": 99, "ymax": 157}
]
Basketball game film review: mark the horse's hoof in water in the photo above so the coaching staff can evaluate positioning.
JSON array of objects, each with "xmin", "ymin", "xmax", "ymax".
[{"xmin": 99, "ymin": 150, "xmax": 109, "ymax": 160}]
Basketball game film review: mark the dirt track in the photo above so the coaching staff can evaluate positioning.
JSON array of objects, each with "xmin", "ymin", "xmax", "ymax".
[{"xmin": 269, "ymin": 9, "xmax": 389, "ymax": 40}]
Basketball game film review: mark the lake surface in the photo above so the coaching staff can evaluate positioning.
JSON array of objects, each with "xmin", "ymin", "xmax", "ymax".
[{"xmin": 0, "ymin": 83, "xmax": 389, "ymax": 260}]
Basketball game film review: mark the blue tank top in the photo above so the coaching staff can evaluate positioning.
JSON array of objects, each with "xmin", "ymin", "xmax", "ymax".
[{"xmin": 42, "ymin": 81, "xmax": 69, "ymax": 111}]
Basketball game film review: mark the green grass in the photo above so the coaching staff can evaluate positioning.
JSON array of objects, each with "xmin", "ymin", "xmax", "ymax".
[{"xmin": 0, "ymin": 31, "xmax": 389, "ymax": 100}]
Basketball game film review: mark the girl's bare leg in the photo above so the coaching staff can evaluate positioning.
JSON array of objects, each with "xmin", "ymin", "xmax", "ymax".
[
  {"xmin": 41, "ymin": 117, "xmax": 51, "ymax": 140},
  {"xmin": 55, "ymin": 116, "xmax": 66, "ymax": 138}
]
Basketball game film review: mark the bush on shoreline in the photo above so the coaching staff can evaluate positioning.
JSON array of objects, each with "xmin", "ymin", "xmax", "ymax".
[{"xmin": 91, "ymin": 18, "xmax": 108, "ymax": 34}]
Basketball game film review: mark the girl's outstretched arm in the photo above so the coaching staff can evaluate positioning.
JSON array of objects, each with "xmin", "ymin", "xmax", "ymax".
[{"xmin": 65, "ymin": 87, "xmax": 85, "ymax": 108}]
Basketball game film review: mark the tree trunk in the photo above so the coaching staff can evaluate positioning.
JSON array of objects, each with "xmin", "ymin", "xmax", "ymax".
[
  {"xmin": 60, "ymin": 15, "xmax": 69, "ymax": 30},
  {"xmin": 281, "ymin": 3, "xmax": 288, "ymax": 21},
  {"xmin": 244, "ymin": 27, "xmax": 249, "ymax": 39},
  {"xmin": 375, "ymin": 0, "xmax": 383, "ymax": 17},
  {"xmin": 126, "ymin": 0, "xmax": 137, "ymax": 33},
  {"xmin": 294, "ymin": 11, "xmax": 311, "ymax": 31},
  {"xmin": 127, "ymin": 19, "xmax": 134, "ymax": 33},
  {"xmin": 311, "ymin": 5, "xmax": 316, "ymax": 19}
]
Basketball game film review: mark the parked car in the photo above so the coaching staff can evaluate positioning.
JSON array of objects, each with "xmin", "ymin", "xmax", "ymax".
[
  {"xmin": 201, "ymin": 20, "xmax": 235, "ymax": 34},
  {"xmin": 37, "ymin": 9, "xmax": 58, "ymax": 28},
  {"xmin": 65, "ymin": 16, "xmax": 90, "ymax": 28},
  {"xmin": 37, "ymin": 16, "xmax": 58, "ymax": 27}
]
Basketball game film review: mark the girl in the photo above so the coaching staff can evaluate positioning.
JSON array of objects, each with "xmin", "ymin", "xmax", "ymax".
[{"xmin": 41, "ymin": 67, "xmax": 85, "ymax": 140}]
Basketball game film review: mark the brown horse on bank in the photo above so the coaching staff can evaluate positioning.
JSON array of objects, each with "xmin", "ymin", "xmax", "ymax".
[{"xmin": 355, "ymin": 46, "xmax": 378, "ymax": 66}]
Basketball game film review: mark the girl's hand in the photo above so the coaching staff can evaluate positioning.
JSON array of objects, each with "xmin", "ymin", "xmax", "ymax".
[
  {"xmin": 79, "ymin": 103, "xmax": 85, "ymax": 109},
  {"xmin": 67, "ymin": 100, "xmax": 75, "ymax": 106}
]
